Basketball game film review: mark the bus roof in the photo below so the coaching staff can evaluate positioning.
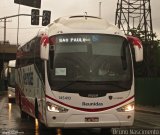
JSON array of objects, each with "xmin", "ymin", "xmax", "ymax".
[
  {"xmin": 8, "ymin": 60, "xmax": 16, "ymax": 67},
  {"xmin": 37, "ymin": 15, "xmax": 125, "ymax": 38},
  {"xmin": 18, "ymin": 15, "xmax": 125, "ymax": 49}
]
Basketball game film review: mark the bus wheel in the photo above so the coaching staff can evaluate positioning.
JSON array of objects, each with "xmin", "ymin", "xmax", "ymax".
[
  {"xmin": 100, "ymin": 128, "xmax": 111, "ymax": 135},
  {"xmin": 8, "ymin": 98, "xmax": 11, "ymax": 103},
  {"xmin": 20, "ymin": 109, "xmax": 28, "ymax": 119},
  {"xmin": 35, "ymin": 101, "xmax": 38, "ymax": 119},
  {"xmin": 19, "ymin": 96, "xmax": 28, "ymax": 119},
  {"xmin": 35, "ymin": 101, "xmax": 46, "ymax": 130}
]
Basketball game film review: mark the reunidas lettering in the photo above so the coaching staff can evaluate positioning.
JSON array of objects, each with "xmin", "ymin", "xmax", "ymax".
[{"xmin": 82, "ymin": 102, "xmax": 103, "ymax": 106}]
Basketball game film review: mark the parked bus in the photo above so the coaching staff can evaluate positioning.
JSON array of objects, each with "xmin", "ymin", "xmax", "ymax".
[
  {"xmin": 15, "ymin": 15, "xmax": 143, "ymax": 131},
  {"xmin": 5, "ymin": 60, "xmax": 16, "ymax": 102}
]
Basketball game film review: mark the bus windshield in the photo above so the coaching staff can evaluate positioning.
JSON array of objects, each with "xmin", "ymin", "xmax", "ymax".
[{"xmin": 48, "ymin": 34, "xmax": 133, "ymax": 93}]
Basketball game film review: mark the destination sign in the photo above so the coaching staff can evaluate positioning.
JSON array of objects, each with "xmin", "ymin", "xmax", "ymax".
[
  {"xmin": 49, "ymin": 34, "xmax": 102, "ymax": 45},
  {"xmin": 57, "ymin": 37, "xmax": 91, "ymax": 43}
]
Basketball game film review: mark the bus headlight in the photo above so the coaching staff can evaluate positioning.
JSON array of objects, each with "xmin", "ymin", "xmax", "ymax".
[
  {"xmin": 117, "ymin": 102, "xmax": 134, "ymax": 112},
  {"xmin": 46, "ymin": 102, "xmax": 68, "ymax": 113}
]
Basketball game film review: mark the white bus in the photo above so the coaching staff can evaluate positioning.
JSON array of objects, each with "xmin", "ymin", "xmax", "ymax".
[
  {"xmin": 5, "ymin": 60, "xmax": 16, "ymax": 102},
  {"xmin": 15, "ymin": 15, "xmax": 143, "ymax": 131}
]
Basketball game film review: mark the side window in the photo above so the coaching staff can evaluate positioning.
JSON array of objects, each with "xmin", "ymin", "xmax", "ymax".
[
  {"xmin": 35, "ymin": 58, "xmax": 45, "ymax": 82},
  {"xmin": 35, "ymin": 36, "xmax": 44, "ymax": 82}
]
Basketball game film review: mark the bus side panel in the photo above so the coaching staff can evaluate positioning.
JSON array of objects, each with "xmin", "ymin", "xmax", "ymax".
[
  {"xmin": 16, "ymin": 63, "xmax": 46, "ymax": 123},
  {"xmin": 15, "ymin": 36, "xmax": 47, "ymax": 120}
]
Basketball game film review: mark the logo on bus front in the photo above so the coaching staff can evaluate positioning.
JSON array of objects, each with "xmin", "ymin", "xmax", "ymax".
[{"xmin": 82, "ymin": 102, "xmax": 103, "ymax": 106}]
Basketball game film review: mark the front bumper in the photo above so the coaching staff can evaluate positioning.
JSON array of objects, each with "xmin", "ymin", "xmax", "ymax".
[{"xmin": 45, "ymin": 111, "xmax": 134, "ymax": 128}]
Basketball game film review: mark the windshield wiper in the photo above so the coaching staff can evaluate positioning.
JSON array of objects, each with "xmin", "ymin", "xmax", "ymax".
[
  {"xmin": 105, "ymin": 82, "xmax": 129, "ymax": 90},
  {"xmin": 83, "ymin": 81, "xmax": 129, "ymax": 90},
  {"xmin": 54, "ymin": 80, "xmax": 129, "ymax": 92},
  {"xmin": 57, "ymin": 80, "xmax": 89, "ymax": 91},
  {"xmin": 55, "ymin": 81, "xmax": 76, "ymax": 91}
]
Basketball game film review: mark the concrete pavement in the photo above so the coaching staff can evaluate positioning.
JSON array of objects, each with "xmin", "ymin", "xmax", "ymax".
[{"xmin": 136, "ymin": 105, "xmax": 160, "ymax": 115}]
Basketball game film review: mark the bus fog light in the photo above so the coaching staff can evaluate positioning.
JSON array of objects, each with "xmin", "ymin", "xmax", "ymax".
[
  {"xmin": 8, "ymin": 94, "xmax": 12, "ymax": 97},
  {"xmin": 46, "ymin": 102, "xmax": 68, "ymax": 113},
  {"xmin": 52, "ymin": 116, "xmax": 56, "ymax": 120},
  {"xmin": 117, "ymin": 102, "xmax": 134, "ymax": 112},
  {"xmin": 127, "ymin": 115, "xmax": 131, "ymax": 119}
]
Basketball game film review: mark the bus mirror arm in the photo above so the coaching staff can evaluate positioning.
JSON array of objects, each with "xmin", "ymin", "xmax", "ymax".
[
  {"xmin": 40, "ymin": 44, "xmax": 49, "ymax": 60},
  {"xmin": 40, "ymin": 35, "xmax": 50, "ymax": 60},
  {"xmin": 133, "ymin": 45, "xmax": 143, "ymax": 62},
  {"xmin": 127, "ymin": 35, "xmax": 143, "ymax": 62}
]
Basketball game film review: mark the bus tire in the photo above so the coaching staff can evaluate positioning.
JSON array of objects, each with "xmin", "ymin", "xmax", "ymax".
[
  {"xmin": 19, "ymin": 96, "xmax": 28, "ymax": 119},
  {"xmin": 35, "ymin": 100, "xmax": 46, "ymax": 130},
  {"xmin": 20, "ymin": 110, "xmax": 28, "ymax": 119},
  {"xmin": 8, "ymin": 98, "xmax": 15, "ymax": 103},
  {"xmin": 35, "ymin": 100, "xmax": 39, "ymax": 119},
  {"xmin": 8, "ymin": 98, "xmax": 11, "ymax": 103}
]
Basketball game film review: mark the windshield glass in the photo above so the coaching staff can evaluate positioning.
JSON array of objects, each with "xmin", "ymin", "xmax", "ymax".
[
  {"xmin": 8, "ymin": 67, "xmax": 15, "ymax": 87},
  {"xmin": 47, "ymin": 34, "xmax": 133, "ymax": 93}
]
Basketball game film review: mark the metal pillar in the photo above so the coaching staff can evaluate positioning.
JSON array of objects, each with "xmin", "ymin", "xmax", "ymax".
[{"xmin": 4, "ymin": 18, "xmax": 6, "ymax": 44}]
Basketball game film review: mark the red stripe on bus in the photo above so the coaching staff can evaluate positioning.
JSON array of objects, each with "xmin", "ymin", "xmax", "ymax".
[{"xmin": 45, "ymin": 94, "xmax": 134, "ymax": 112}]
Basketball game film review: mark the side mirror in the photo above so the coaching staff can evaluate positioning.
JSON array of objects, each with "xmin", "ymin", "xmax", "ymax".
[
  {"xmin": 127, "ymin": 36, "xmax": 143, "ymax": 62},
  {"xmin": 133, "ymin": 45, "xmax": 143, "ymax": 62},
  {"xmin": 40, "ymin": 35, "xmax": 49, "ymax": 60}
]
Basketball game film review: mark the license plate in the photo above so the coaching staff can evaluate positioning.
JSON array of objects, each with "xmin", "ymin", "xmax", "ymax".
[{"xmin": 85, "ymin": 117, "xmax": 99, "ymax": 122}]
